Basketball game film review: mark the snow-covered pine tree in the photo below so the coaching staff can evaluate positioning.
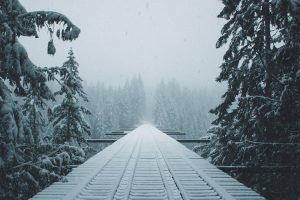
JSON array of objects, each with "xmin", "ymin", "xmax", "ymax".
[
  {"xmin": 207, "ymin": 0, "xmax": 300, "ymax": 199},
  {"xmin": 0, "ymin": 1, "xmax": 84, "ymax": 199},
  {"xmin": 0, "ymin": 0, "xmax": 79, "ymax": 145},
  {"xmin": 51, "ymin": 49, "xmax": 91, "ymax": 146}
]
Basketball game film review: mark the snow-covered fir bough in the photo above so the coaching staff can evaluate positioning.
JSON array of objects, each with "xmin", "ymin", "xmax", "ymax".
[
  {"xmin": 200, "ymin": 0, "xmax": 300, "ymax": 199},
  {"xmin": 0, "ymin": 1, "xmax": 89, "ymax": 199}
]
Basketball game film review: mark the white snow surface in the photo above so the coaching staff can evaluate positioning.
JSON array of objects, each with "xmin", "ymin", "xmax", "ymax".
[{"xmin": 31, "ymin": 124, "xmax": 265, "ymax": 200}]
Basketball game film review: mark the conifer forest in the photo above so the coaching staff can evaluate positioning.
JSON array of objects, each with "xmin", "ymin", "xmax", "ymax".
[{"xmin": 0, "ymin": 0, "xmax": 299, "ymax": 199}]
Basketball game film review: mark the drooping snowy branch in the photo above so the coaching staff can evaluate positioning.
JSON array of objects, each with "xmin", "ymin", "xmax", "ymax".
[{"xmin": 17, "ymin": 11, "xmax": 80, "ymax": 41}]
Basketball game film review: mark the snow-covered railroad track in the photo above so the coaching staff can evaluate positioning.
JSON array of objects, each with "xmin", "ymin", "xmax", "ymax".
[{"xmin": 31, "ymin": 125, "xmax": 265, "ymax": 200}]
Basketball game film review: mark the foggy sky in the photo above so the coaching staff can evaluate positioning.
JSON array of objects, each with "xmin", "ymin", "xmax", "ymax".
[{"xmin": 20, "ymin": 0, "xmax": 225, "ymax": 89}]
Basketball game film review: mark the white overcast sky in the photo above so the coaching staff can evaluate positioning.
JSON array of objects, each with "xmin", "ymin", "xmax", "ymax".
[{"xmin": 20, "ymin": 0, "xmax": 225, "ymax": 89}]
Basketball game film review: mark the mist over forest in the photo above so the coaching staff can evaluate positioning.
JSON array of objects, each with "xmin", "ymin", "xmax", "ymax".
[
  {"xmin": 0, "ymin": 0, "xmax": 299, "ymax": 200},
  {"xmin": 84, "ymin": 76, "xmax": 223, "ymax": 139}
]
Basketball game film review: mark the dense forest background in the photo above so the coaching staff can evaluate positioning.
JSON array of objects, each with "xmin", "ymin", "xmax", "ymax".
[{"xmin": 85, "ymin": 77, "xmax": 222, "ymax": 139}]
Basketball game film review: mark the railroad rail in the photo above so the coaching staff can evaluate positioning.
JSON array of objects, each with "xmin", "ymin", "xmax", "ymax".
[{"xmin": 31, "ymin": 125, "xmax": 265, "ymax": 200}]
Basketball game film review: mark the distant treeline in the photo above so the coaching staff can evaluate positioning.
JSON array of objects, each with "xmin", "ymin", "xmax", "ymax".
[
  {"xmin": 86, "ymin": 78, "xmax": 222, "ymax": 138},
  {"xmin": 86, "ymin": 75, "xmax": 146, "ymax": 138},
  {"xmin": 153, "ymin": 80, "xmax": 221, "ymax": 137}
]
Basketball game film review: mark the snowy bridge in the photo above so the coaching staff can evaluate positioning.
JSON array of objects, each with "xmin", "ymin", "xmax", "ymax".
[{"xmin": 31, "ymin": 125, "xmax": 265, "ymax": 200}]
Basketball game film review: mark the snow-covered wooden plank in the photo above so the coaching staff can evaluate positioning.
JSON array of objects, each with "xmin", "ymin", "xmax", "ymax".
[{"xmin": 31, "ymin": 125, "xmax": 266, "ymax": 200}]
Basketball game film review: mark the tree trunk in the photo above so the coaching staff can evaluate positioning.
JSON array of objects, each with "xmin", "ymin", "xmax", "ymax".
[{"xmin": 263, "ymin": 0, "xmax": 272, "ymax": 97}]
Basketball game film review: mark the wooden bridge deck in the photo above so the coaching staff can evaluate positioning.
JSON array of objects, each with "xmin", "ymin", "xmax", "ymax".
[{"xmin": 31, "ymin": 125, "xmax": 265, "ymax": 200}]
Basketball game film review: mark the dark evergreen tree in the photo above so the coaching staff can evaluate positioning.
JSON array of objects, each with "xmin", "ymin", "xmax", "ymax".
[
  {"xmin": 206, "ymin": 0, "xmax": 300, "ymax": 199},
  {"xmin": 0, "ymin": 1, "xmax": 85, "ymax": 199},
  {"xmin": 51, "ymin": 49, "xmax": 91, "ymax": 146},
  {"xmin": 0, "ymin": 0, "xmax": 79, "ymax": 145}
]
